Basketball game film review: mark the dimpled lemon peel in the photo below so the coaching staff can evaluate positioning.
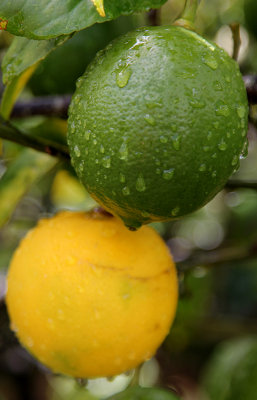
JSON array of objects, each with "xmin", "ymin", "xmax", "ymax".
[
  {"xmin": 68, "ymin": 25, "xmax": 248, "ymax": 229},
  {"xmin": 6, "ymin": 211, "xmax": 178, "ymax": 378}
]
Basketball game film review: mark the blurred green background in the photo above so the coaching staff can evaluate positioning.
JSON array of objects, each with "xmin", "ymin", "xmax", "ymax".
[{"xmin": 1, "ymin": 0, "xmax": 257, "ymax": 399}]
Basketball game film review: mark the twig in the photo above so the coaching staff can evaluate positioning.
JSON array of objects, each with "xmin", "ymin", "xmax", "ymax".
[
  {"xmin": 147, "ymin": 9, "xmax": 159, "ymax": 26},
  {"xmin": 226, "ymin": 179, "xmax": 257, "ymax": 190},
  {"xmin": 230, "ymin": 23, "xmax": 241, "ymax": 61},
  {"xmin": 244, "ymin": 75, "xmax": 257, "ymax": 104},
  {"xmin": 176, "ymin": 243, "xmax": 257, "ymax": 271},
  {"xmin": 0, "ymin": 116, "xmax": 70, "ymax": 160},
  {"xmin": 11, "ymin": 95, "xmax": 71, "ymax": 119}
]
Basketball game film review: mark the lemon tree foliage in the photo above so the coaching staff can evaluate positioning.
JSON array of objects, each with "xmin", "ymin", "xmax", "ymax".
[
  {"xmin": 6, "ymin": 211, "xmax": 178, "ymax": 378},
  {"xmin": 202, "ymin": 337, "xmax": 257, "ymax": 400},
  {"xmin": 0, "ymin": 0, "xmax": 167, "ymax": 39},
  {"xmin": 68, "ymin": 25, "xmax": 248, "ymax": 229},
  {"xmin": 2, "ymin": 35, "xmax": 69, "ymax": 85},
  {"xmin": 0, "ymin": 35, "xmax": 69, "ymax": 119},
  {"xmin": 0, "ymin": 149, "xmax": 57, "ymax": 227}
]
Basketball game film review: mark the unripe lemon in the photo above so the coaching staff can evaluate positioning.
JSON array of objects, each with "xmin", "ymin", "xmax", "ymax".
[
  {"xmin": 6, "ymin": 211, "xmax": 178, "ymax": 378},
  {"xmin": 68, "ymin": 26, "xmax": 248, "ymax": 229}
]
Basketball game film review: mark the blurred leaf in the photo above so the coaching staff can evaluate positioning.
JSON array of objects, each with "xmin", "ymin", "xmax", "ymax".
[
  {"xmin": 2, "ymin": 35, "xmax": 69, "ymax": 85},
  {"xmin": 106, "ymin": 386, "xmax": 180, "ymax": 400},
  {"xmin": 51, "ymin": 169, "xmax": 97, "ymax": 211},
  {"xmin": 202, "ymin": 336, "xmax": 257, "ymax": 400},
  {"xmin": 0, "ymin": 148, "xmax": 57, "ymax": 227},
  {"xmin": 0, "ymin": 34, "xmax": 70, "ymax": 120},
  {"xmin": 0, "ymin": 0, "xmax": 167, "ymax": 39},
  {"xmin": 165, "ymin": 269, "xmax": 212, "ymax": 352},
  {"xmin": 16, "ymin": 117, "xmax": 68, "ymax": 145},
  {"xmin": 0, "ymin": 35, "xmax": 69, "ymax": 119},
  {"xmin": 0, "ymin": 64, "xmax": 37, "ymax": 119},
  {"xmin": 244, "ymin": 0, "xmax": 257, "ymax": 39}
]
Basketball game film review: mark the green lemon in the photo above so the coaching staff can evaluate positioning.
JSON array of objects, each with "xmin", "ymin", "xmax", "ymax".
[{"xmin": 68, "ymin": 26, "xmax": 248, "ymax": 229}]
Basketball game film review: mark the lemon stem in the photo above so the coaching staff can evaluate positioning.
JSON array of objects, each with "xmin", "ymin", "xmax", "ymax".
[
  {"xmin": 173, "ymin": 0, "xmax": 201, "ymax": 31},
  {"xmin": 230, "ymin": 23, "xmax": 241, "ymax": 61}
]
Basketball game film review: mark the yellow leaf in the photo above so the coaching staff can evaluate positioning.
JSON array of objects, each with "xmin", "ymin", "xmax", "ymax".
[
  {"xmin": 0, "ymin": 63, "xmax": 38, "ymax": 120},
  {"xmin": 91, "ymin": 0, "xmax": 105, "ymax": 17},
  {"xmin": 0, "ymin": 19, "xmax": 8, "ymax": 30}
]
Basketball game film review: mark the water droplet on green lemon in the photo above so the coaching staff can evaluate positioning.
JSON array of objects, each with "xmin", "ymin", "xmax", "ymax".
[
  {"xmin": 199, "ymin": 164, "xmax": 206, "ymax": 172},
  {"xmin": 122, "ymin": 186, "xmax": 130, "ymax": 196},
  {"xmin": 74, "ymin": 146, "xmax": 81, "ymax": 157},
  {"xmin": 136, "ymin": 174, "xmax": 146, "ymax": 192},
  {"xmin": 162, "ymin": 168, "xmax": 174, "ymax": 180},
  {"xmin": 203, "ymin": 55, "xmax": 218, "ymax": 70},
  {"xmin": 160, "ymin": 135, "xmax": 168, "ymax": 144},
  {"xmin": 218, "ymin": 140, "xmax": 227, "ymax": 151},
  {"xmin": 144, "ymin": 114, "xmax": 156, "ymax": 126},
  {"xmin": 119, "ymin": 142, "xmax": 128, "ymax": 161},
  {"xmin": 116, "ymin": 66, "xmax": 132, "ymax": 88},
  {"xmin": 102, "ymin": 156, "xmax": 111, "ymax": 168}
]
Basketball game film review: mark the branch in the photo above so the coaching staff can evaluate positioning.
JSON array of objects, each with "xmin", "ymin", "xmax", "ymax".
[
  {"xmin": 147, "ymin": 9, "xmax": 159, "ymax": 26},
  {"xmin": 0, "ymin": 116, "xmax": 70, "ymax": 160},
  {"xmin": 226, "ymin": 179, "xmax": 257, "ymax": 190},
  {"xmin": 11, "ymin": 95, "xmax": 71, "ymax": 119},
  {"xmin": 176, "ymin": 243, "xmax": 257, "ymax": 272},
  {"xmin": 243, "ymin": 75, "xmax": 257, "ymax": 104},
  {"xmin": 230, "ymin": 23, "xmax": 241, "ymax": 61}
]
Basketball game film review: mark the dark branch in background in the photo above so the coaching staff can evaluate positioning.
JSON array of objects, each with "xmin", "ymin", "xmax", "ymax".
[
  {"xmin": 11, "ymin": 95, "xmax": 71, "ymax": 119},
  {"xmin": 147, "ymin": 9, "xmax": 159, "ymax": 26},
  {"xmin": 243, "ymin": 75, "xmax": 257, "ymax": 104},
  {"xmin": 226, "ymin": 179, "xmax": 257, "ymax": 190},
  {"xmin": 176, "ymin": 243, "xmax": 257, "ymax": 272},
  {"xmin": 0, "ymin": 116, "xmax": 70, "ymax": 160}
]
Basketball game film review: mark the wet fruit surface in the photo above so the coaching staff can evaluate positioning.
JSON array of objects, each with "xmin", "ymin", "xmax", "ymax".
[
  {"xmin": 6, "ymin": 211, "xmax": 178, "ymax": 378},
  {"xmin": 68, "ymin": 26, "xmax": 248, "ymax": 228}
]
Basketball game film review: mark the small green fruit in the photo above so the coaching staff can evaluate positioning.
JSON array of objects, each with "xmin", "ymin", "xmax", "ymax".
[{"xmin": 68, "ymin": 26, "xmax": 248, "ymax": 229}]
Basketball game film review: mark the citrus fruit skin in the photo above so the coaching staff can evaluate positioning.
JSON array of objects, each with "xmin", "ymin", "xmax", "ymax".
[
  {"xmin": 6, "ymin": 211, "xmax": 178, "ymax": 378},
  {"xmin": 68, "ymin": 25, "xmax": 248, "ymax": 229}
]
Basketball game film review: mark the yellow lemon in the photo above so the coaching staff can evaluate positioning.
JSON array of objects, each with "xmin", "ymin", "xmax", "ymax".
[{"xmin": 6, "ymin": 211, "xmax": 178, "ymax": 378}]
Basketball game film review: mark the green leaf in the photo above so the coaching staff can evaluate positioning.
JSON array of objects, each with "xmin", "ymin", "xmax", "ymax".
[
  {"xmin": 0, "ymin": 0, "xmax": 167, "ymax": 39},
  {"xmin": 0, "ymin": 35, "xmax": 69, "ymax": 119},
  {"xmin": 2, "ymin": 35, "xmax": 69, "ymax": 85},
  {"xmin": 106, "ymin": 386, "xmax": 180, "ymax": 400},
  {"xmin": 0, "ymin": 149, "xmax": 58, "ymax": 227},
  {"xmin": 202, "ymin": 336, "xmax": 257, "ymax": 400}
]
